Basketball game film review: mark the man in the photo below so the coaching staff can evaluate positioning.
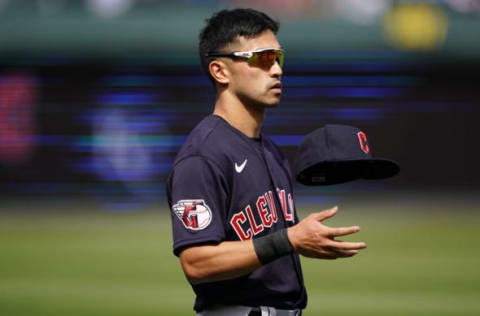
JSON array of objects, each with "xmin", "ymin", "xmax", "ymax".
[{"xmin": 166, "ymin": 8, "xmax": 367, "ymax": 316}]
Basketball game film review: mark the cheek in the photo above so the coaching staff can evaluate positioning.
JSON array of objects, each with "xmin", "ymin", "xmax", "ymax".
[
  {"xmin": 235, "ymin": 73, "xmax": 256, "ymax": 93},
  {"xmin": 231, "ymin": 66, "xmax": 268, "ymax": 97},
  {"xmin": 242, "ymin": 72, "xmax": 266, "ymax": 94}
]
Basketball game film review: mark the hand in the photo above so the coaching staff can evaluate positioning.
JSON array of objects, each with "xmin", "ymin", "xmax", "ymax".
[{"xmin": 287, "ymin": 206, "xmax": 366, "ymax": 259}]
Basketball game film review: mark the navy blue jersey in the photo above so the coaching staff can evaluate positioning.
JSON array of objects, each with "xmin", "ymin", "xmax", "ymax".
[{"xmin": 166, "ymin": 115, "xmax": 307, "ymax": 311}]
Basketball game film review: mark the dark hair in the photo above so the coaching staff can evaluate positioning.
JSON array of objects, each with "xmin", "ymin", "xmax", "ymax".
[{"xmin": 199, "ymin": 8, "xmax": 280, "ymax": 84}]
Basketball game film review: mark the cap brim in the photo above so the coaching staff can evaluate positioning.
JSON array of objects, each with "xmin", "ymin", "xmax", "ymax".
[{"xmin": 296, "ymin": 158, "xmax": 400, "ymax": 186}]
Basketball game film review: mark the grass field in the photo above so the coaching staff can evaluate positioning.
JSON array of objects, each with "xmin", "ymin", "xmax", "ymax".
[{"xmin": 1, "ymin": 194, "xmax": 479, "ymax": 316}]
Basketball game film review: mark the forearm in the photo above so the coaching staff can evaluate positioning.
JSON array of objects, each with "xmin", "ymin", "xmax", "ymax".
[{"xmin": 180, "ymin": 240, "xmax": 261, "ymax": 284}]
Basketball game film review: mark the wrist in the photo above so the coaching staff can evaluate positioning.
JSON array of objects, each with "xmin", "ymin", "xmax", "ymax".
[
  {"xmin": 286, "ymin": 226, "xmax": 298, "ymax": 251},
  {"xmin": 252, "ymin": 228, "xmax": 294, "ymax": 265}
]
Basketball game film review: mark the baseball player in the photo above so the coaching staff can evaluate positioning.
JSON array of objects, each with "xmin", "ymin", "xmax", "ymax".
[{"xmin": 166, "ymin": 8, "xmax": 367, "ymax": 316}]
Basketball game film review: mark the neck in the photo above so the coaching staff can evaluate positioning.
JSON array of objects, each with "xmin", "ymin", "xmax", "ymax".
[{"xmin": 213, "ymin": 91, "xmax": 265, "ymax": 138}]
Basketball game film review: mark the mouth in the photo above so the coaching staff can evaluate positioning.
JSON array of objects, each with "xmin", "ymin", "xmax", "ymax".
[{"xmin": 270, "ymin": 82, "xmax": 282, "ymax": 93}]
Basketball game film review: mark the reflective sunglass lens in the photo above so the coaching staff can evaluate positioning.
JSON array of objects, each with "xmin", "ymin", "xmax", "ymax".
[
  {"xmin": 252, "ymin": 51, "xmax": 283, "ymax": 68},
  {"xmin": 276, "ymin": 52, "xmax": 284, "ymax": 68}
]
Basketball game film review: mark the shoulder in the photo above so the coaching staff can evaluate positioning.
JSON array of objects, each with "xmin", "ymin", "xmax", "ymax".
[
  {"xmin": 168, "ymin": 155, "xmax": 229, "ymax": 198},
  {"xmin": 172, "ymin": 115, "xmax": 248, "ymax": 172}
]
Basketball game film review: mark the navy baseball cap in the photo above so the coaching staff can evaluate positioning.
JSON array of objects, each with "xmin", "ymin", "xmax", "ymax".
[{"xmin": 295, "ymin": 124, "xmax": 400, "ymax": 185}]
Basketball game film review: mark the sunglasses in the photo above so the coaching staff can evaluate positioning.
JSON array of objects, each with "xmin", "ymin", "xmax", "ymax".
[{"xmin": 207, "ymin": 48, "xmax": 284, "ymax": 68}]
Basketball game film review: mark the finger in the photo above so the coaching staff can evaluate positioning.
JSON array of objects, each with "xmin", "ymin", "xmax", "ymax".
[
  {"xmin": 312, "ymin": 250, "xmax": 338, "ymax": 260},
  {"xmin": 319, "ymin": 254, "xmax": 338, "ymax": 260},
  {"xmin": 316, "ymin": 248, "xmax": 357, "ymax": 259},
  {"xmin": 330, "ymin": 249, "xmax": 359, "ymax": 258},
  {"xmin": 326, "ymin": 240, "xmax": 367, "ymax": 250},
  {"xmin": 328, "ymin": 226, "xmax": 361, "ymax": 237},
  {"xmin": 313, "ymin": 206, "xmax": 338, "ymax": 222}
]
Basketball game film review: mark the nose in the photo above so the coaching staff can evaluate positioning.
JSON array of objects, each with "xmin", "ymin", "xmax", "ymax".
[{"xmin": 270, "ymin": 59, "xmax": 283, "ymax": 78}]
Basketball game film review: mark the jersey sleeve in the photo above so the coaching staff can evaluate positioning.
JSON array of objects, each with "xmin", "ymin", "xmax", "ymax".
[{"xmin": 167, "ymin": 155, "xmax": 229, "ymax": 256}]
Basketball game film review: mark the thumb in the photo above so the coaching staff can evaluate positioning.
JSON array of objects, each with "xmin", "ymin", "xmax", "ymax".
[{"xmin": 313, "ymin": 206, "xmax": 338, "ymax": 222}]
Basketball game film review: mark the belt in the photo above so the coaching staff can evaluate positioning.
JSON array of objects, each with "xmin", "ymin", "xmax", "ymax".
[
  {"xmin": 196, "ymin": 305, "xmax": 302, "ymax": 316},
  {"xmin": 249, "ymin": 306, "xmax": 302, "ymax": 316}
]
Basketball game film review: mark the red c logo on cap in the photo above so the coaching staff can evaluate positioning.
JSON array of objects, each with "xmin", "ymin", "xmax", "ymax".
[{"xmin": 357, "ymin": 132, "xmax": 370, "ymax": 154}]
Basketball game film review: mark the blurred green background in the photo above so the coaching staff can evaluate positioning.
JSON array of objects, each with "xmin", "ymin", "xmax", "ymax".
[
  {"xmin": 1, "ymin": 194, "xmax": 479, "ymax": 316},
  {"xmin": 1, "ymin": 1, "xmax": 480, "ymax": 315}
]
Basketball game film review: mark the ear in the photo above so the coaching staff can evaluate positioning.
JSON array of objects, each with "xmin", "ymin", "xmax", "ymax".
[{"xmin": 209, "ymin": 59, "xmax": 230, "ymax": 85}]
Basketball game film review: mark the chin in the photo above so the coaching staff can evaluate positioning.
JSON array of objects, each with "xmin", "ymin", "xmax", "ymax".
[
  {"xmin": 260, "ymin": 93, "xmax": 281, "ymax": 107},
  {"xmin": 265, "ymin": 96, "xmax": 281, "ymax": 107},
  {"xmin": 264, "ymin": 101, "xmax": 280, "ymax": 108},
  {"xmin": 239, "ymin": 93, "xmax": 280, "ymax": 110}
]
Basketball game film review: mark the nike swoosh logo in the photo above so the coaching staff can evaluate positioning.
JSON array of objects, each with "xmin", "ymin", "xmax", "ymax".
[{"xmin": 235, "ymin": 159, "xmax": 248, "ymax": 173}]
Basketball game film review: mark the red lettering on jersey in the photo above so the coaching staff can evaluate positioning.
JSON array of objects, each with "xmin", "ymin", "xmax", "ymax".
[
  {"xmin": 257, "ymin": 195, "xmax": 272, "ymax": 227},
  {"xmin": 286, "ymin": 193, "xmax": 295, "ymax": 222},
  {"xmin": 277, "ymin": 188, "xmax": 288, "ymax": 218},
  {"xmin": 357, "ymin": 131, "xmax": 370, "ymax": 154},
  {"xmin": 245, "ymin": 205, "xmax": 264, "ymax": 235},
  {"xmin": 265, "ymin": 191, "xmax": 278, "ymax": 223},
  {"xmin": 230, "ymin": 211, "xmax": 252, "ymax": 241}
]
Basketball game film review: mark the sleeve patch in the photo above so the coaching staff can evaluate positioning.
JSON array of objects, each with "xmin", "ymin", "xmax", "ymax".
[{"xmin": 172, "ymin": 199, "xmax": 213, "ymax": 231}]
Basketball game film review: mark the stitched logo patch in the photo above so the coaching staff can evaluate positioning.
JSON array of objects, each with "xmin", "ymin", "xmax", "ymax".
[{"xmin": 172, "ymin": 200, "xmax": 212, "ymax": 230}]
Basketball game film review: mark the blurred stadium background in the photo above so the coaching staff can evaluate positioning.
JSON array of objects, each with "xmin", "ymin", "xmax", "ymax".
[{"xmin": 0, "ymin": 0, "xmax": 479, "ymax": 315}]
